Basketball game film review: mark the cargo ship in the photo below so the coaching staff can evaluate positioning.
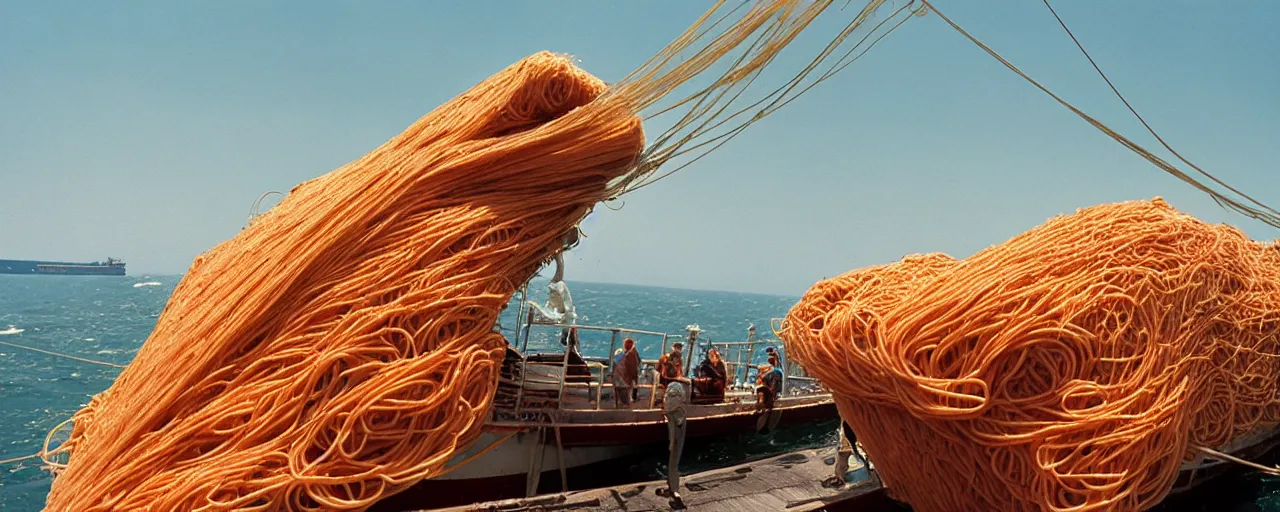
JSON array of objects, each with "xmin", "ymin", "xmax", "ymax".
[{"xmin": 0, "ymin": 258, "xmax": 126, "ymax": 276}]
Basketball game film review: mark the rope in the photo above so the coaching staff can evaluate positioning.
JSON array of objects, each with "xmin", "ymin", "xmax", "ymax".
[
  {"xmin": 919, "ymin": 0, "xmax": 1280, "ymax": 229},
  {"xmin": 0, "ymin": 340, "xmax": 126, "ymax": 369},
  {"xmin": 1191, "ymin": 444, "xmax": 1280, "ymax": 477},
  {"xmin": 618, "ymin": 0, "xmax": 918, "ymax": 195},
  {"xmin": 247, "ymin": 190, "xmax": 285, "ymax": 226},
  {"xmin": 0, "ymin": 452, "xmax": 41, "ymax": 465},
  {"xmin": 41, "ymin": 418, "xmax": 75, "ymax": 471},
  {"xmin": 1039, "ymin": 0, "xmax": 1279, "ymax": 220},
  {"xmin": 431, "ymin": 431, "xmax": 519, "ymax": 480}
]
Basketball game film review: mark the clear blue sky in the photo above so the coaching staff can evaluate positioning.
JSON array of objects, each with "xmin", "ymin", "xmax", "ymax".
[{"xmin": 1, "ymin": 1, "xmax": 1275, "ymax": 296}]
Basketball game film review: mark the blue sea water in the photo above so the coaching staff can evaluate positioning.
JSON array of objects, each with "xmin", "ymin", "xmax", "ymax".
[
  {"xmin": 0, "ymin": 275, "xmax": 808, "ymax": 511},
  {"xmin": 1, "ymin": 275, "xmax": 1276, "ymax": 511}
]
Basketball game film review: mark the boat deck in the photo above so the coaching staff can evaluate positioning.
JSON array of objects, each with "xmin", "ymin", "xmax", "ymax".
[{"xmin": 428, "ymin": 446, "xmax": 881, "ymax": 512}]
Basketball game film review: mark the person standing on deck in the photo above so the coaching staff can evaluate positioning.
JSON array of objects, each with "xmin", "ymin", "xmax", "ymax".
[
  {"xmin": 612, "ymin": 338, "xmax": 641, "ymax": 408},
  {"xmin": 612, "ymin": 347, "xmax": 626, "ymax": 398},
  {"xmin": 660, "ymin": 381, "xmax": 688, "ymax": 508},
  {"xmin": 622, "ymin": 338, "xmax": 641, "ymax": 407}
]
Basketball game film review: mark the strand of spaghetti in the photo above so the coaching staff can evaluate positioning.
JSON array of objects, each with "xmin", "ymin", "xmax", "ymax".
[{"xmin": 0, "ymin": 340, "xmax": 126, "ymax": 369}]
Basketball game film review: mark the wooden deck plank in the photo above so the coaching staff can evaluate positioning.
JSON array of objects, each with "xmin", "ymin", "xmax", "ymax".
[{"xmin": 428, "ymin": 445, "xmax": 880, "ymax": 511}]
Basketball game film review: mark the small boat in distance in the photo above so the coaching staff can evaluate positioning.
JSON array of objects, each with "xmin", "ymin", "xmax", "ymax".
[{"xmin": 0, "ymin": 257, "xmax": 126, "ymax": 276}]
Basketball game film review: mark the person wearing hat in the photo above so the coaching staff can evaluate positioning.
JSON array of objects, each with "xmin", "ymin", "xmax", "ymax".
[{"xmin": 612, "ymin": 338, "xmax": 641, "ymax": 408}]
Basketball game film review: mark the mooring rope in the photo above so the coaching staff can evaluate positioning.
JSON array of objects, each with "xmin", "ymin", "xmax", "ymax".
[
  {"xmin": 0, "ymin": 340, "xmax": 126, "ymax": 369},
  {"xmin": 0, "ymin": 452, "xmax": 42, "ymax": 465},
  {"xmin": 0, "ymin": 341, "xmax": 122, "ymax": 467},
  {"xmin": 1191, "ymin": 445, "xmax": 1280, "ymax": 477},
  {"xmin": 919, "ymin": 0, "xmax": 1280, "ymax": 229}
]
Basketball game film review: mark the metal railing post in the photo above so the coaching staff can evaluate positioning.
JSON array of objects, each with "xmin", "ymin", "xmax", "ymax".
[
  {"xmin": 514, "ymin": 357, "xmax": 528, "ymax": 418},
  {"xmin": 780, "ymin": 350, "xmax": 788, "ymax": 395},
  {"xmin": 651, "ymin": 333, "xmax": 671, "ymax": 409},
  {"xmin": 599, "ymin": 330, "xmax": 618, "ymax": 410},
  {"xmin": 683, "ymin": 336, "xmax": 695, "ymax": 378},
  {"xmin": 513, "ymin": 285, "xmax": 528, "ymax": 340},
  {"xmin": 556, "ymin": 340, "xmax": 571, "ymax": 412},
  {"xmin": 519, "ymin": 307, "xmax": 534, "ymax": 352},
  {"xmin": 737, "ymin": 343, "xmax": 747, "ymax": 386}
]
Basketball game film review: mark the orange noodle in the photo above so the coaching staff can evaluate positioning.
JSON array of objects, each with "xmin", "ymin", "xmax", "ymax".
[{"xmin": 782, "ymin": 198, "xmax": 1280, "ymax": 512}]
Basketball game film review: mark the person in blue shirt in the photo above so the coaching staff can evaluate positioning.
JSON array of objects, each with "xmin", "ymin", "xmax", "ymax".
[{"xmin": 755, "ymin": 363, "xmax": 784, "ymax": 409}]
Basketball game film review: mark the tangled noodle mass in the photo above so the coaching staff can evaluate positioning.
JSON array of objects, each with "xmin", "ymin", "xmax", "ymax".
[{"xmin": 782, "ymin": 198, "xmax": 1280, "ymax": 512}]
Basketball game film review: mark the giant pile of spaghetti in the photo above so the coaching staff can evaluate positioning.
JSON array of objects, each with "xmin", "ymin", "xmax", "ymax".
[
  {"xmin": 42, "ymin": 2, "xmax": 926, "ymax": 510},
  {"xmin": 43, "ymin": 52, "xmax": 645, "ymax": 512},
  {"xmin": 782, "ymin": 198, "xmax": 1280, "ymax": 511}
]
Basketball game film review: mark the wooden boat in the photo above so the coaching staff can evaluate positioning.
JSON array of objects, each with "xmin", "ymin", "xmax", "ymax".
[{"xmin": 370, "ymin": 314, "xmax": 838, "ymax": 512}]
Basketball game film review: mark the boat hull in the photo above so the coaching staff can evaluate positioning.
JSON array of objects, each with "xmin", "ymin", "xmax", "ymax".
[{"xmin": 0, "ymin": 259, "xmax": 126, "ymax": 276}]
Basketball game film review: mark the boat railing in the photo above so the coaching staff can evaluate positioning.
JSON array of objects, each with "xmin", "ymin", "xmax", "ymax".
[
  {"xmin": 494, "ymin": 315, "xmax": 828, "ymax": 424},
  {"xmin": 503, "ymin": 318, "xmax": 682, "ymax": 418}
]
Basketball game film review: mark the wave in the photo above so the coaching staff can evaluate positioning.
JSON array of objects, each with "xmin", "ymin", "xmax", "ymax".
[{"xmin": 133, "ymin": 281, "xmax": 162, "ymax": 288}]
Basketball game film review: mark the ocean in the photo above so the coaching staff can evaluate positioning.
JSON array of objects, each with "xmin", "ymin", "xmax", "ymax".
[
  {"xmin": 0, "ymin": 275, "xmax": 823, "ymax": 510},
  {"xmin": 0, "ymin": 275, "xmax": 1274, "ymax": 511}
]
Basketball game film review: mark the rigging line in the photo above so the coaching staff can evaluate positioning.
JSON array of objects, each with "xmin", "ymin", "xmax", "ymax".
[
  {"xmin": 621, "ymin": 1, "xmax": 888, "ymax": 194},
  {"xmin": 622, "ymin": 2, "xmax": 915, "ymax": 195},
  {"xmin": 1040, "ymin": 0, "xmax": 1279, "ymax": 218},
  {"xmin": 0, "ymin": 340, "xmax": 126, "ymax": 369},
  {"xmin": 917, "ymin": 0, "xmax": 1280, "ymax": 229},
  {"xmin": 659, "ymin": 1, "xmax": 914, "ymax": 164},
  {"xmin": 0, "ymin": 452, "xmax": 42, "ymax": 465}
]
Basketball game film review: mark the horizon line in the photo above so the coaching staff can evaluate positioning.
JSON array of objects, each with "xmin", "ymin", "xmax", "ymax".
[{"xmin": 114, "ymin": 272, "xmax": 805, "ymax": 299}]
